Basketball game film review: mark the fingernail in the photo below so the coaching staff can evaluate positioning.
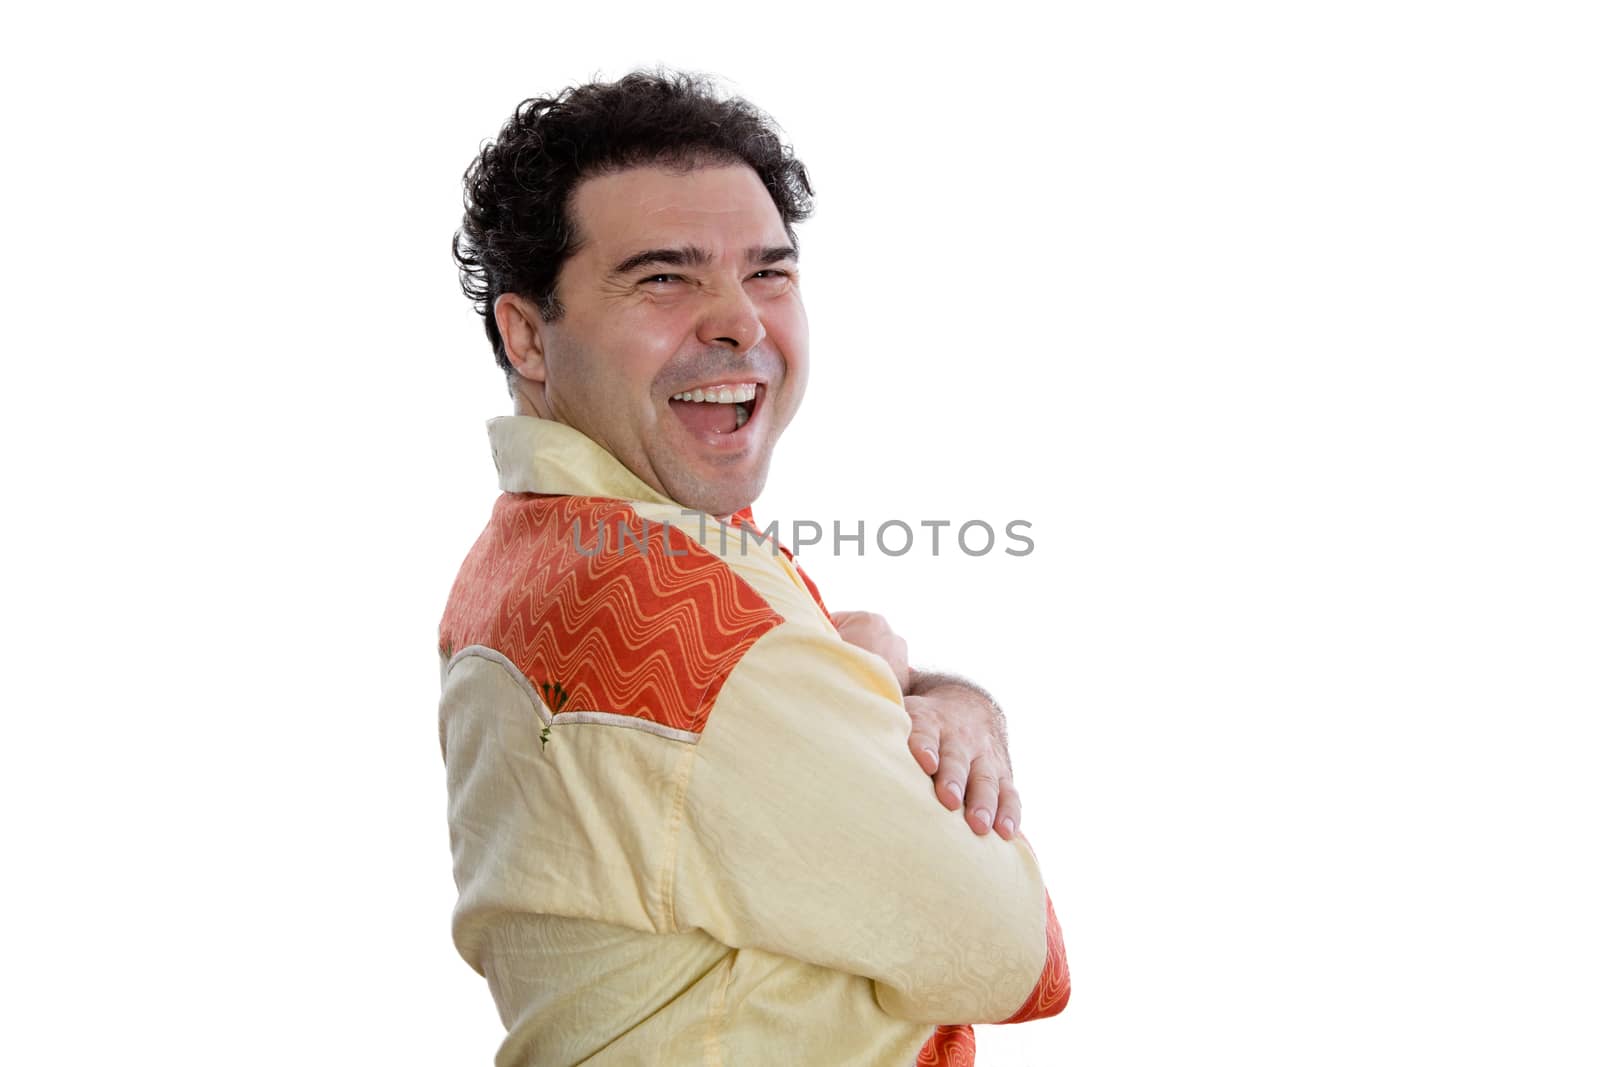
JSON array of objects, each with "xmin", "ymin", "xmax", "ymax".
[
  {"xmin": 975, "ymin": 809, "xmax": 992, "ymax": 830},
  {"xmin": 921, "ymin": 747, "xmax": 937, "ymax": 764},
  {"xmin": 999, "ymin": 817, "xmax": 1015, "ymax": 836}
]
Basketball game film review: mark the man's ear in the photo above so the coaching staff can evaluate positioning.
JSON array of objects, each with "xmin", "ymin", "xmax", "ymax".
[{"xmin": 494, "ymin": 292, "xmax": 549, "ymax": 384}]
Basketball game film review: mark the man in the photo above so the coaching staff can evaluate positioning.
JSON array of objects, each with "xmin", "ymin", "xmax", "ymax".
[{"xmin": 439, "ymin": 71, "xmax": 1068, "ymax": 1065}]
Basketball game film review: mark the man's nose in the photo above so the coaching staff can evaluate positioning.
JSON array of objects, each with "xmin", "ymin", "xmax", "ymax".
[{"xmin": 695, "ymin": 283, "xmax": 766, "ymax": 351}]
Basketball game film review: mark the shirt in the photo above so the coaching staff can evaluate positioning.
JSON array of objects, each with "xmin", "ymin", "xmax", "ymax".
[{"xmin": 437, "ymin": 416, "xmax": 1069, "ymax": 1066}]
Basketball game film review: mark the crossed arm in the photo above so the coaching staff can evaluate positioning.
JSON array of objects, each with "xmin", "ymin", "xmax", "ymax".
[{"xmin": 830, "ymin": 611, "xmax": 1023, "ymax": 841}]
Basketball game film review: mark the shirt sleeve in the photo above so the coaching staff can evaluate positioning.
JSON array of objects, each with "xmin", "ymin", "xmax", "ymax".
[{"xmin": 671, "ymin": 621, "xmax": 1069, "ymax": 1025}]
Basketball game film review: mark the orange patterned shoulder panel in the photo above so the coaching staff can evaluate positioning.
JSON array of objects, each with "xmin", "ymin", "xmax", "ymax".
[{"xmin": 439, "ymin": 494, "xmax": 784, "ymax": 736}]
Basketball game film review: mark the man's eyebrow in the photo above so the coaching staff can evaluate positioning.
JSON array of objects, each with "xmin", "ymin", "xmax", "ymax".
[
  {"xmin": 750, "ymin": 245, "xmax": 798, "ymax": 265},
  {"xmin": 610, "ymin": 246, "xmax": 713, "ymax": 275},
  {"xmin": 609, "ymin": 244, "xmax": 798, "ymax": 275}
]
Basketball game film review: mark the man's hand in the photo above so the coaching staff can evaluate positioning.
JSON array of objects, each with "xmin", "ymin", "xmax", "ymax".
[
  {"xmin": 904, "ymin": 672, "xmax": 1020, "ymax": 840},
  {"xmin": 830, "ymin": 610, "xmax": 911, "ymax": 692},
  {"xmin": 831, "ymin": 613, "xmax": 1020, "ymax": 840}
]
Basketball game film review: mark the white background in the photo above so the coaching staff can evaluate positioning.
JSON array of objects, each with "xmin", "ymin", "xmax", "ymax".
[{"xmin": 3, "ymin": 2, "xmax": 1596, "ymax": 1064}]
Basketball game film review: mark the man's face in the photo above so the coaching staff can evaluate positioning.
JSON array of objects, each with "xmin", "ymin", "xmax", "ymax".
[{"xmin": 509, "ymin": 162, "xmax": 809, "ymax": 518}]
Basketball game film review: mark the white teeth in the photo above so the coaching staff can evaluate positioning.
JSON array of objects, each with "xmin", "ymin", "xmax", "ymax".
[{"xmin": 670, "ymin": 383, "xmax": 758, "ymax": 403}]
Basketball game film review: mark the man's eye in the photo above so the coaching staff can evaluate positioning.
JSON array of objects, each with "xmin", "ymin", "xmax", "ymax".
[
  {"xmin": 641, "ymin": 274, "xmax": 682, "ymax": 285},
  {"xmin": 750, "ymin": 269, "xmax": 792, "ymax": 282}
]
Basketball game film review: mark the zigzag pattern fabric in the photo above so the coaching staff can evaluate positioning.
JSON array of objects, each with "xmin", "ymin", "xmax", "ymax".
[
  {"xmin": 917, "ymin": 1024, "xmax": 977, "ymax": 1066},
  {"xmin": 440, "ymin": 493, "xmax": 782, "ymax": 734}
]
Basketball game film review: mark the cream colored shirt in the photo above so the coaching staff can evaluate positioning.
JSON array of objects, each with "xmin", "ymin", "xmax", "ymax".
[{"xmin": 438, "ymin": 417, "xmax": 1068, "ymax": 1066}]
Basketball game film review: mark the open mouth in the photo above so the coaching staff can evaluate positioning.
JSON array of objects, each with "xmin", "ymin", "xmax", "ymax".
[{"xmin": 667, "ymin": 382, "xmax": 762, "ymax": 441}]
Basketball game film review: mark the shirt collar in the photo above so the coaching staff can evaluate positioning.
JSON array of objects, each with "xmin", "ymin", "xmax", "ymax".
[
  {"xmin": 487, "ymin": 416, "xmax": 681, "ymax": 506},
  {"xmin": 486, "ymin": 418, "xmax": 812, "ymax": 597}
]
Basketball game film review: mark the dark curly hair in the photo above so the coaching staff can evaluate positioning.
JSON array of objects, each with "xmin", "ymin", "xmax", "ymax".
[{"xmin": 452, "ymin": 69, "xmax": 815, "ymax": 376}]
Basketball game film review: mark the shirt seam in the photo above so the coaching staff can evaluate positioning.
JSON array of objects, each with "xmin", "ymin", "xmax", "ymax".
[
  {"xmin": 659, "ymin": 612, "xmax": 783, "ymax": 938},
  {"xmin": 657, "ymin": 742, "xmax": 696, "ymax": 933},
  {"xmin": 445, "ymin": 644, "xmax": 708, "ymax": 744},
  {"xmin": 663, "ymin": 595, "xmax": 801, "ymax": 911}
]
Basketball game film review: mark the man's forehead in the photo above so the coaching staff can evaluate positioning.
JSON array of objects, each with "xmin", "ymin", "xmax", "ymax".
[{"xmin": 569, "ymin": 162, "xmax": 788, "ymax": 256}]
